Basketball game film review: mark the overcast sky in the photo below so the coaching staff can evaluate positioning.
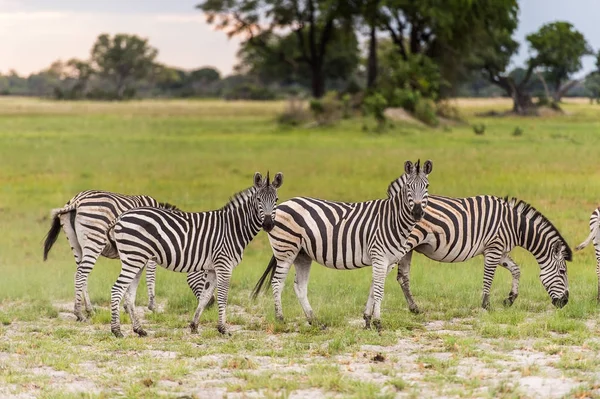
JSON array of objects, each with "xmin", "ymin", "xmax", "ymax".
[{"xmin": 1, "ymin": 0, "xmax": 598, "ymax": 77}]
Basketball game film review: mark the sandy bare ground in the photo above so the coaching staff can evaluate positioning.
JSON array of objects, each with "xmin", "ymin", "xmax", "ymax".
[{"xmin": 0, "ymin": 301, "xmax": 599, "ymax": 398}]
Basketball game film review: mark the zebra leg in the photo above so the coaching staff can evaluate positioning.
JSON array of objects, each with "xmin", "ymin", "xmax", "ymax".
[
  {"xmin": 364, "ymin": 263, "xmax": 396, "ymax": 329},
  {"xmin": 83, "ymin": 283, "xmax": 94, "ymax": 317},
  {"xmin": 499, "ymin": 255, "xmax": 521, "ymax": 307},
  {"xmin": 397, "ymin": 251, "xmax": 420, "ymax": 314},
  {"xmin": 292, "ymin": 255, "xmax": 316, "ymax": 326},
  {"xmin": 214, "ymin": 265, "xmax": 234, "ymax": 336},
  {"xmin": 123, "ymin": 268, "xmax": 147, "ymax": 337},
  {"xmin": 187, "ymin": 270, "xmax": 217, "ymax": 334},
  {"xmin": 73, "ymin": 247, "xmax": 102, "ymax": 322},
  {"xmin": 594, "ymin": 237, "xmax": 600, "ymax": 303},
  {"xmin": 272, "ymin": 259, "xmax": 294, "ymax": 322},
  {"xmin": 482, "ymin": 251, "xmax": 501, "ymax": 310},
  {"xmin": 146, "ymin": 260, "xmax": 157, "ymax": 311},
  {"xmin": 366, "ymin": 260, "xmax": 389, "ymax": 332},
  {"xmin": 363, "ymin": 283, "xmax": 375, "ymax": 329},
  {"xmin": 59, "ymin": 213, "xmax": 91, "ymax": 317},
  {"xmin": 110, "ymin": 261, "xmax": 145, "ymax": 338}
]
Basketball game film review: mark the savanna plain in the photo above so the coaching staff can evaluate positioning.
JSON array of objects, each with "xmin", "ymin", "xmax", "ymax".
[{"xmin": 1, "ymin": 97, "xmax": 600, "ymax": 399}]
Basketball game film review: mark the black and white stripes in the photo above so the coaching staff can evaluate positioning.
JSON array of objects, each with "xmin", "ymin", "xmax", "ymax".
[
  {"xmin": 252, "ymin": 160, "xmax": 432, "ymax": 330},
  {"xmin": 387, "ymin": 175, "xmax": 571, "ymax": 311},
  {"xmin": 43, "ymin": 190, "xmax": 176, "ymax": 320},
  {"xmin": 575, "ymin": 207, "xmax": 600, "ymax": 301},
  {"xmin": 106, "ymin": 172, "xmax": 283, "ymax": 337}
]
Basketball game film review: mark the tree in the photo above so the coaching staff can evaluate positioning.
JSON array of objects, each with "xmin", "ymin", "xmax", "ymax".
[
  {"xmin": 190, "ymin": 67, "xmax": 221, "ymax": 84},
  {"xmin": 64, "ymin": 58, "xmax": 94, "ymax": 98},
  {"xmin": 526, "ymin": 22, "xmax": 591, "ymax": 101},
  {"xmin": 197, "ymin": 0, "xmax": 359, "ymax": 98},
  {"xmin": 378, "ymin": 0, "xmax": 519, "ymax": 98},
  {"xmin": 90, "ymin": 33, "xmax": 158, "ymax": 99},
  {"xmin": 236, "ymin": 26, "xmax": 359, "ymax": 92}
]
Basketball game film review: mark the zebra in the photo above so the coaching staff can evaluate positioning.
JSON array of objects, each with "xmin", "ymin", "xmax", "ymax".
[
  {"xmin": 43, "ymin": 190, "xmax": 178, "ymax": 321},
  {"xmin": 105, "ymin": 171, "xmax": 283, "ymax": 337},
  {"xmin": 575, "ymin": 207, "xmax": 600, "ymax": 301},
  {"xmin": 251, "ymin": 160, "xmax": 432, "ymax": 331},
  {"xmin": 383, "ymin": 175, "xmax": 571, "ymax": 312}
]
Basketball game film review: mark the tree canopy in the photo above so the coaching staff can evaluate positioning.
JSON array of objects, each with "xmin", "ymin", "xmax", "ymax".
[{"xmin": 91, "ymin": 33, "xmax": 158, "ymax": 99}]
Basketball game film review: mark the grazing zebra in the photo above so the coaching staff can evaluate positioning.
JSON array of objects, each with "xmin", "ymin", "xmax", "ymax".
[
  {"xmin": 575, "ymin": 207, "xmax": 600, "ymax": 301},
  {"xmin": 43, "ymin": 190, "xmax": 177, "ymax": 321},
  {"xmin": 384, "ymin": 175, "xmax": 571, "ymax": 311},
  {"xmin": 251, "ymin": 160, "xmax": 432, "ymax": 331},
  {"xmin": 105, "ymin": 172, "xmax": 283, "ymax": 337}
]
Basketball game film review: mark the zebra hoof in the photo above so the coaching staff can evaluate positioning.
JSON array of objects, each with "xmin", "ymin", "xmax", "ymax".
[
  {"xmin": 408, "ymin": 305, "xmax": 421, "ymax": 314},
  {"xmin": 148, "ymin": 301, "xmax": 155, "ymax": 312},
  {"xmin": 275, "ymin": 315, "xmax": 284, "ymax": 323},
  {"xmin": 112, "ymin": 329, "xmax": 124, "ymax": 338},
  {"xmin": 373, "ymin": 319, "xmax": 382, "ymax": 333},
  {"xmin": 75, "ymin": 313, "xmax": 87, "ymax": 322},
  {"xmin": 363, "ymin": 314, "xmax": 372, "ymax": 330},
  {"xmin": 190, "ymin": 323, "xmax": 199, "ymax": 334},
  {"xmin": 217, "ymin": 324, "xmax": 231, "ymax": 336},
  {"xmin": 134, "ymin": 328, "xmax": 147, "ymax": 337}
]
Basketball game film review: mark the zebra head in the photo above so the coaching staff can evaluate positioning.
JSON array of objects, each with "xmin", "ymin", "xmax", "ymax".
[
  {"xmin": 542, "ymin": 240, "xmax": 570, "ymax": 308},
  {"xmin": 253, "ymin": 171, "xmax": 284, "ymax": 232},
  {"xmin": 402, "ymin": 159, "xmax": 433, "ymax": 221}
]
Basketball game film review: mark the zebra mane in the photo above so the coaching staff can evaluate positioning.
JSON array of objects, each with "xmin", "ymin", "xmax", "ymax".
[
  {"xmin": 504, "ymin": 196, "xmax": 573, "ymax": 261},
  {"xmin": 386, "ymin": 174, "xmax": 407, "ymax": 198},
  {"xmin": 158, "ymin": 202, "xmax": 179, "ymax": 211},
  {"xmin": 220, "ymin": 186, "xmax": 258, "ymax": 212}
]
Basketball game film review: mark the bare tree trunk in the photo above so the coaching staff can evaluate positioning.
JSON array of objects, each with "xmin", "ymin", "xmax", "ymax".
[
  {"xmin": 367, "ymin": 23, "xmax": 378, "ymax": 89},
  {"xmin": 553, "ymin": 79, "xmax": 580, "ymax": 102}
]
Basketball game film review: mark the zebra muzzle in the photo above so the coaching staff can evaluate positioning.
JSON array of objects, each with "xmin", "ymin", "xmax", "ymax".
[
  {"xmin": 411, "ymin": 205, "xmax": 424, "ymax": 221},
  {"xmin": 262, "ymin": 216, "xmax": 274, "ymax": 232},
  {"xmin": 552, "ymin": 290, "xmax": 569, "ymax": 308}
]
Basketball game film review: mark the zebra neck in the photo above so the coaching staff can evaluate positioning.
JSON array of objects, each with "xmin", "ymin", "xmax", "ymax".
[
  {"xmin": 224, "ymin": 201, "xmax": 263, "ymax": 248},
  {"xmin": 388, "ymin": 192, "xmax": 415, "ymax": 235},
  {"xmin": 515, "ymin": 212, "xmax": 548, "ymax": 261}
]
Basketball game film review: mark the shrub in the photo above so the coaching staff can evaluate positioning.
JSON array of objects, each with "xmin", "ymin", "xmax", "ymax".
[
  {"xmin": 341, "ymin": 94, "xmax": 352, "ymax": 119},
  {"xmin": 224, "ymin": 84, "xmax": 277, "ymax": 100},
  {"xmin": 436, "ymin": 101, "xmax": 462, "ymax": 121},
  {"xmin": 414, "ymin": 98, "xmax": 438, "ymax": 126},
  {"xmin": 513, "ymin": 126, "xmax": 524, "ymax": 136},
  {"xmin": 277, "ymin": 97, "xmax": 310, "ymax": 127},
  {"xmin": 309, "ymin": 91, "xmax": 343, "ymax": 125},
  {"xmin": 363, "ymin": 92, "xmax": 388, "ymax": 131},
  {"xmin": 472, "ymin": 123, "xmax": 486, "ymax": 135},
  {"xmin": 389, "ymin": 87, "xmax": 421, "ymax": 113}
]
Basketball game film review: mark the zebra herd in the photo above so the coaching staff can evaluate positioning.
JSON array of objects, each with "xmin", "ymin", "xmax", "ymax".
[{"xmin": 43, "ymin": 160, "xmax": 596, "ymax": 337}]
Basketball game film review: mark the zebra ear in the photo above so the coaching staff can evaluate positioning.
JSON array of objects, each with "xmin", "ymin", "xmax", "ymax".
[
  {"xmin": 254, "ymin": 172, "xmax": 263, "ymax": 188},
  {"xmin": 404, "ymin": 161, "xmax": 414, "ymax": 175},
  {"xmin": 423, "ymin": 160, "xmax": 433, "ymax": 175},
  {"xmin": 272, "ymin": 172, "xmax": 283, "ymax": 189}
]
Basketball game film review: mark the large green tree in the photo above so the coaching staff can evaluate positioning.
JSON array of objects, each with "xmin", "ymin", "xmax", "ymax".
[
  {"xmin": 526, "ymin": 21, "xmax": 591, "ymax": 101},
  {"xmin": 235, "ymin": 26, "xmax": 359, "ymax": 91},
  {"xmin": 197, "ymin": 0, "xmax": 358, "ymax": 98},
  {"xmin": 377, "ymin": 0, "xmax": 519, "ymax": 98},
  {"xmin": 90, "ymin": 33, "xmax": 158, "ymax": 99}
]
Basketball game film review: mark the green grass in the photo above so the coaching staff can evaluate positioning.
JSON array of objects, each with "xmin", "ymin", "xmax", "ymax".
[{"xmin": 1, "ymin": 97, "xmax": 600, "ymax": 397}]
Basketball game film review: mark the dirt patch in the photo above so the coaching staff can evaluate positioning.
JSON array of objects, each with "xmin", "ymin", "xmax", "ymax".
[{"xmin": 384, "ymin": 108, "xmax": 426, "ymax": 126}]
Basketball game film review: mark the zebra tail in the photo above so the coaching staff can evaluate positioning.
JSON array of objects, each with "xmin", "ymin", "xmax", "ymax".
[
  {"xmin": 576, "ymin": 223, "xmax": 599, "ymax": 251},
  {"xmin": 251, "ymin": 255, "xmax": 277, "ymax": 300},
  {"xmin": 43, "ymin": 206, "xmax": 73, "ymax": 261},
  {"xmin": 105, "ymin": 218, "xmax": 119, "ymax": 253}
]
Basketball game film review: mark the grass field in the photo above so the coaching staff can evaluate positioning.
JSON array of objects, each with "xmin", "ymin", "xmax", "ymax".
[{"xmin": 1, "ymin": 96, "xmax": 600, "ymax": 398}]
